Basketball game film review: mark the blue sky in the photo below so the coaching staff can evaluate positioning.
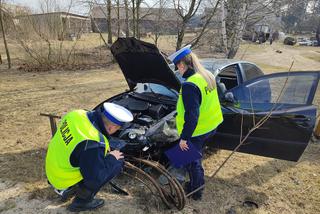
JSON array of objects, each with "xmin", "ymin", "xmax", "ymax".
[
  {"xmin": 7, "ymin": 0, "xmax": 162, "ymax": 14},
  {"xmin": 7, "ymin": 0, "xmax": 209, "ymax": 16}
]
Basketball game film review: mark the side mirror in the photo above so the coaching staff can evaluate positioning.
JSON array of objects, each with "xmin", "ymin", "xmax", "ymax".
[{"xmin": 224, "ymin": 92, "xmax": 235, "ymax": 103}]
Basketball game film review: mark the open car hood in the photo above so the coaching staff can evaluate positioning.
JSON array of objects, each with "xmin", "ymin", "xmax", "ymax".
[{"xmin": 110, "ymin": 38, "xmax": 181, "ymax": 91}]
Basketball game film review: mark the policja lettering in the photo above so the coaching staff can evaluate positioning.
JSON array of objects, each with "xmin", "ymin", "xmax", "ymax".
[{"xmin": 60, "ymin": 120, "xmax": 73, "ymax": 145}]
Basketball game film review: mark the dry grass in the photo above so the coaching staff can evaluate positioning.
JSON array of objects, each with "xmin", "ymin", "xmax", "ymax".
[
  {"xmin": 0, "ymin": 35, "xmax": 320, "ymax": 214},
  {"xmin": 235, "ymin": 42, "xmax": 320, "ymax": 73}
]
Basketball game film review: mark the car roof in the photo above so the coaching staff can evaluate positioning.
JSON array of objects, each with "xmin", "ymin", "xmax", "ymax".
[
  {"xmin": 170, "ymin": 58, "xmax": 261, "ymax": 77},
  {"xmin": 200, "ymin": 58, "xmax": 261, "ymax": 76}
]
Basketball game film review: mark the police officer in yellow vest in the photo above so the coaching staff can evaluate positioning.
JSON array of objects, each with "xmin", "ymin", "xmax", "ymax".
[
  {"xmin": 45, "ymin": 102, "xmax": 133, "ymax": 212},
  {"xmin": 168, "ymin": 46, "xmax": 223, "ymax": 200}
]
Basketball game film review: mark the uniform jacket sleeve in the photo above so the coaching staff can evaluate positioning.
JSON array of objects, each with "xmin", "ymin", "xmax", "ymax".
[{"xmin": 180, "ymin": 82, "xmax": 201, "ymax": 141}]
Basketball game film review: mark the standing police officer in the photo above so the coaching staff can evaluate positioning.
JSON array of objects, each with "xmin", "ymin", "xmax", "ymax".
[
  {"xmin": 168, "ymin": 46, "xmax": 223, "ymax": 200},
  {"xmin": 45, "ymin": 102, "xmax": 133, "ymax": 212}
]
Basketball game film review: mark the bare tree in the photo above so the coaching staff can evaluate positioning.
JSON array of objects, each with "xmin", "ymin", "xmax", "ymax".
[
  {"xmin": 148, "ymin": 0, "xmax": 168, "ymax": 46},
  {"xmin": 202, "ymin": 0, "xmax": 281, "ymax": 58},
  {"xmin": 224, "ymin": 0, "xmax": 250, "ymax": 58},
  {"xmin": 124, "ymin": 0, "xmax": 129, "ymax": 37},
  {"xmin": 281, "ymin": 0, "xmax": 310, "ymax": 33},
  {"xmin": 11, "ymin": 0, "xmax": 99, "ymax": 70},
  {"xmin": 317, "ymin": 19, "xmax": 320, "ymax": 46},
  {"xmin": 130, "ymin": 0, "xmax": 155, "ymax": 39},
  {"xmin": 131, "ymin": 0, "xmax": 136, "ymax": 36},
  {"xmin": 107, "ymin": 0, "xmax": 112, "ymax": 43},
  {"xmin": 220, "ymin": 0, "xmax": 227, "ymax": 53},
  {"xmin": 116, "ymin": 0, "xmax": 120, "ymax": 37},
  {"xmin": 130, "ymin": 0, "xmax": 144, "ymax": 38},
  {"xmin": 173, "ymin": 0, "xmax": 202, "ymax": 50},
  {"xmin": 189, "ymin": 0, "xmax": 220, "ymax": 48},
  {"xmin": 90, "ymin": 0, "xmax": 113, "ymax": 43},
  {"xmin": 135, "ymin": 0, "xmax": 143, "ymax": 39},
  {"xmin": 0, "ymin": 0, "xmax": 11, "ymax": 69}
]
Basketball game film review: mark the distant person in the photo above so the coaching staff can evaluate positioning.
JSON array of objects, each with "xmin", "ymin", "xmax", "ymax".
[
  {"xmin": 168, "ymin": 46, "xmax": 223, "ymax": 200},
  {"xmin": 45, "ymin": 102, "xmax": 133, "ymax": 212},
  {"xmin": 273, "ymin": 30, "xmax": 279, "ymax": 41}
]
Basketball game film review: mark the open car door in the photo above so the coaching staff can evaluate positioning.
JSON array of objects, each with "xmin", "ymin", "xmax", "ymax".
[{"xmin": 209, "ymin": 71, "xmax": 320, "ymax": 161}]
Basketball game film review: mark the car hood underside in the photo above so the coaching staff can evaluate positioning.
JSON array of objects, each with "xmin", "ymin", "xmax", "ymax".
[{"xmin": 110, "ymin": 37, "xmax": 181, "ymax": 91}]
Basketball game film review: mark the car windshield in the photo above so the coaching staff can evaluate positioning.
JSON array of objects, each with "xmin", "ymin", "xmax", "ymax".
[
  {"xmin": 134, "ymin": 63, "xmax": 183, "ymax": 98},
  {"xmin": 134, "ymin": 60, "xmax": 217, "ymax": 98},
  {"xmin": 135, "ymin": 83, "xmax": 179, "ymax": 98}
]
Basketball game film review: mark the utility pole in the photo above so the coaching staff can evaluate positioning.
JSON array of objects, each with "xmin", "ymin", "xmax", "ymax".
[{"xmin": 0, "ymin": 0, "xmax": 11, "ymax": 69}]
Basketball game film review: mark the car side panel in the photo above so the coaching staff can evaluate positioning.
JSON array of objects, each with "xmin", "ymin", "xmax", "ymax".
[{"xmin": 207, "ymin": 105, "xmax": 317, "ymax": 161}]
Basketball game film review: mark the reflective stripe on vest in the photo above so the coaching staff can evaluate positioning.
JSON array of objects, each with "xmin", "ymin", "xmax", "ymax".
[
  {"xmin": 176, "ymin": 73, "xmax": 223, "ymax": 137},
  {"xmin": 45, "ymin": 110, "xmax": 109, "ymax": 190}
]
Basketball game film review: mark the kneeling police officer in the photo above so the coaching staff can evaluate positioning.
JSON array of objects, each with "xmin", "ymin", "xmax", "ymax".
[{"xmin": 45, "ymin": 102, "xmax": 133, "ymax": 212}]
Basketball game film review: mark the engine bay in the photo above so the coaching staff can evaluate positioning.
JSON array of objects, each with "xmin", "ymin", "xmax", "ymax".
[{"xmin": 97, "ymin": 92, "xmax": 179, "ymax": 154}]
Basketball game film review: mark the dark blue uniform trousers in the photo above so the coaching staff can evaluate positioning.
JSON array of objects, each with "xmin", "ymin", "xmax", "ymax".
[{"xmin": 185, "ymin": 129, "xmax": 216, "ymax": 197}]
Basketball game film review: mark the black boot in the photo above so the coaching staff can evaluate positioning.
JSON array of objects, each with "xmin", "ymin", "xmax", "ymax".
[
  {"xmin": 190, "ymin": 186, "xmax": 203, "ymax": 201},
  {"xmin": 68, "ymin": 197, "xmax": 105, "ymax": 212},
  {"xmin": 67, "ymin": 185, "xmax": 105, "ymax": 212},
  {"xmin": 61, "ymin": 184, "xmax": 78, "ymax": 202},
  {"xmin": 191, "ymin": 192, "xmax": 202, "ymax": 201},
  {"xmin": 183, "ymin": 182, "xmax": 191, "ymax": 194}
]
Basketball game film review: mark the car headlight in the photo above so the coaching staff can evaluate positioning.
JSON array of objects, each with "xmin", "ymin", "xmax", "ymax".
[{"xmin": 128, "ymin": 132, "xmax": 137, "ymax": 140}]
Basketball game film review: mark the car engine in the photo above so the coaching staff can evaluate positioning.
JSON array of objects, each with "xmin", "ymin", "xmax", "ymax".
[{"xmin": 105, "ymin": 93, "xmax": 179, "ymax": 154}]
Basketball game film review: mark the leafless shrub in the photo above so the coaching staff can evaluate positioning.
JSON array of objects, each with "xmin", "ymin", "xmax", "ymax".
[{"xmin": 5, "ymin": 0, "xmax": 111, "ymax": 72}]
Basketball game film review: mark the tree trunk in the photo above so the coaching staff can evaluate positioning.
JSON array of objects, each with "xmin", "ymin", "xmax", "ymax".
[
  {"xmin": 124, "ymin": 0, "xmax": 129, "ymax": 37},
  {"xmin": 317, "ymin": 18, "xmax": 320, "ymax": 47},
  {"xmin": 132, "ymin": 0, "xmax": 136, "ymax": 37},
  {"xmin": 136, "ymin": 1, "xmax": 140, "ymax": 39},
  {"xmin": 155, "ymin": 33, "xmax": 159, "ymax": 46},
  {"xmin": 190, "ymin": 0, "xmax": 221, "ymax": 49},
  {"xmin": 0, "ymin": 0, "xmax": 11, "ymax": 69},
  {"xmin": 116, "ymin": 0, "xmax": 120, "ymax": 37},
  {"xmin": 173, "ymin": 0, "xmax": 201, "ymax": 50},
  {"xmin": 176, "ymin": 22, "xmax": 186, "ymax": 50},
  {"xmin": 107, "ymin": 0, "xmax": 112, "ymax": 44},
  {"xmin": 221, "ymin": 0, "xmax": 228, "ymax": 56},
  {"xmin": 226, "ymin": 1, "xmax": 248, "ymax": 59}
]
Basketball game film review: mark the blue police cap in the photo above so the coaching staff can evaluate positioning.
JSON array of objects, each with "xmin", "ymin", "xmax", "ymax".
[{"xmin": 168, "ymin": 45, "xmax": 192, "ymax": 64}]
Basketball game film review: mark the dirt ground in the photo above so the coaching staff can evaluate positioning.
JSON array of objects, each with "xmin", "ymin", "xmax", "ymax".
[{"xmin": 0, "ymin": 40, "xmax": 320, "ymax": 214}]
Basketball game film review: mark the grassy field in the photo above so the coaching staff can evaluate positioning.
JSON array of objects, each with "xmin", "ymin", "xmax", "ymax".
[{"xmin": 0, "ymin": 35, "xmax": 320, "ymax": 213}]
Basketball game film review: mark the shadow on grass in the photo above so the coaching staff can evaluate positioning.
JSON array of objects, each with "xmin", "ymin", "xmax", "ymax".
[{"xmin": 0, "ymin": 148, "xmax": 47, "ymax": 184}]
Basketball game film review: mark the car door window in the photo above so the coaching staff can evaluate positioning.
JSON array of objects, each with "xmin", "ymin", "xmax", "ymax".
[
  {"xmin": 241, "ymin": 63, "xmax": 263, "ymax": 81},
  {"xmin": 229, "ymin": 72, "xmax": 319, "ymax": 111},
  {"xmin": 218, "ymin": 65, "xmax": 240, "ymax": 90}
]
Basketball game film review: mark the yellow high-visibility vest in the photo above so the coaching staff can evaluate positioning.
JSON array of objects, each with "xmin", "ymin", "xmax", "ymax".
[
  {"xmin": 45, "ymin": 110, "xmax": 109, "ymax": 190},
  {"xmin": 176, "ymin": 73, "xmax": 223, "ymax": 137}
]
